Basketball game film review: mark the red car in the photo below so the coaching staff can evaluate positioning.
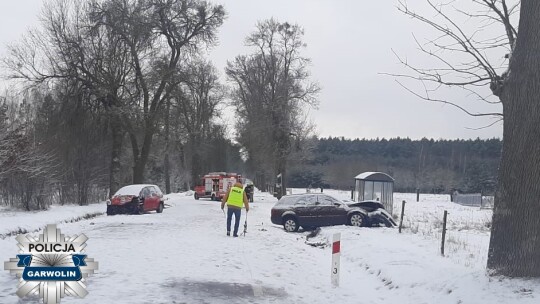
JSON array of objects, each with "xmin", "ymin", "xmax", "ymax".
[{"xmin": 106, "ymin": 184, "xmax": 164, "ymax": 215}]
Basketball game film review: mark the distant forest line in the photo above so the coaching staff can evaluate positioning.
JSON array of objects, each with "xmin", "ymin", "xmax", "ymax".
[{"xmin": 287, "ymin": 137, "xmax": 501, "ymax": 195}]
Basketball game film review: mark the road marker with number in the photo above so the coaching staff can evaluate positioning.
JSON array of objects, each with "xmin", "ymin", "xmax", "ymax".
[{"xmin": 331, "ymin": 233, "xmax": 341, "ymax": 287}]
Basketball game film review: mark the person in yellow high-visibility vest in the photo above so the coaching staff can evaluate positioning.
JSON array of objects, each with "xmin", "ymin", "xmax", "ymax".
[{"xmin": 221, "ymin": 182, "xmax": 250, "ymax": 237}]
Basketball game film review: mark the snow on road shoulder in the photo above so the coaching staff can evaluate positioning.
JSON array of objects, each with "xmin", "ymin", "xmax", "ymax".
[
  {"xmin": 0, "ymin": 203, "xmax": 105, "ymax": 238},
  {"xmin": 1, "ymin": 190, "xmax": 539, "ymax": 304},
  {"xmin": 313, "ymin": 226, "xmax": 540, "ymax": 304}
]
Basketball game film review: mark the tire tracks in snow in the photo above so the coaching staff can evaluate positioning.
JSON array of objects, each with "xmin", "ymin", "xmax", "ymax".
[{"xmin": 354, "ymin": 259, "xmax": 398, "ymax": 290}]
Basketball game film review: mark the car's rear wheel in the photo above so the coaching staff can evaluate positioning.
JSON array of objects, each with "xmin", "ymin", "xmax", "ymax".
[
  {"xmin": 194, "ymin": 193, "xmax": 199, "ymax": 200},
  {"xmin": 156, "ymin": 202, "xmax": 164, "ymax": 213},
  {"xmin": 211, "ymin": 194, "xmax": 216, "ymax": 201},
  {"xmin": 283, "ymin": 216, "xmax": 299, "ymax": 232},
  {"xmin": 349, "ymin": 213, "xmax": 366, "ymax": 227}
]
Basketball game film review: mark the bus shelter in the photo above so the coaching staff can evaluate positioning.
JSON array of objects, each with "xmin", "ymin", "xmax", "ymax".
[{"xmin": 354, "ymin": 172, "xmax": 394, "ymax": 214}]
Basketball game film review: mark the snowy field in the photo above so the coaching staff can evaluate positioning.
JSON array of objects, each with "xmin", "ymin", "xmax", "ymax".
[{"xmin": 0, "ymin": 189, "xmax": 539, "ymax": 303}]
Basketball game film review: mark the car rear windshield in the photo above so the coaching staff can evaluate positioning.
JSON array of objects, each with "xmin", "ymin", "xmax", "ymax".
[
  {"xmin": 114, "ymin": 185, "xmax": 145, "ymax": 196},
  {"xmin": 276, "ymin": 196, "xmax": 298, "ymax": 205}
]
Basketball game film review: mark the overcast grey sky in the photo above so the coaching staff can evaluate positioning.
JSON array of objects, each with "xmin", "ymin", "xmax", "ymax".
[{"xmin": 0, "ymin": 0, "xmax": 504, "ymax": 140}]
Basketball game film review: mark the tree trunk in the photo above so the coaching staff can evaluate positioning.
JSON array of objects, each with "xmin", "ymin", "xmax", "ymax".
[
  {"xmin": 191, "ymin": 147, "xmax": 202, "ymax": 188},
  {"xmin": 277, "ymin": 159, "xmax": 287, "ymax": 199},
  {"xmin": 488, "ymin": 0, "xmax": 540, "ymax": 277},
  {"xmin": 164, "ymin": 99, "xmax": 171, "ymax": 194},
  {"xmin": 132, "ymin": 127, "xmax": 154, "ymax": 184},
  {"xmin": 178, "ymin": 143, "xmax": 189, "ymax": 191},
  {"xmin": 275, "ymin": 128, "xmax": 289, "ymax": 199},
  {"xmin": 109, "ymin": 119, "xmax": 123, "ymax": 197},
  {"xmin": 132, "ymin": 157, "xmax": 145, "ymax": 184},
  {"xmin": 164, "ymin": 154, "xmax": 171, "ymax": 193}
]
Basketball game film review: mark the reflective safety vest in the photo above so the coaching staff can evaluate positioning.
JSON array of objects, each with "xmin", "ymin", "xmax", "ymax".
[{"xmin": 227, "ymin": 186, "xmax": 244, "ymax": 208}]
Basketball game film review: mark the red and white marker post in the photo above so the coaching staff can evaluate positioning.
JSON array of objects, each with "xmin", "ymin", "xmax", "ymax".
[{"xmin": 331, "ymin": 232, "xmax": 341, "ymax": 287}]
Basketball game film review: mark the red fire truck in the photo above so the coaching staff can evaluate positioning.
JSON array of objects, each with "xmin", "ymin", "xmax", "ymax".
[{"xmin": 194, "ymin": 172, "xmax": 243, "ymax": 201}]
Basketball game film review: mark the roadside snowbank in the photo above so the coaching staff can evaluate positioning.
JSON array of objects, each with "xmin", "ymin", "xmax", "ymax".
[{"xmin": 0, "ymin": 203, "xmax": 105, "ymax": 238}]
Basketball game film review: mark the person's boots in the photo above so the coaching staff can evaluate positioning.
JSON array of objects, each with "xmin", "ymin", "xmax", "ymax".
[{"xmin": 227, "ymin": 231, "xmax": 230, "ymax": 236}]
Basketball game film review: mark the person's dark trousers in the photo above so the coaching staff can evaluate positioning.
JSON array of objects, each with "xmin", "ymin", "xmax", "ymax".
[{"xmin": 227, "ymin": 206, "xmax": 241, "ymax": 236}]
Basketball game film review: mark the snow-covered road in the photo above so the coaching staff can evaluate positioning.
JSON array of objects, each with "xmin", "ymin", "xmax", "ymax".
[{"xmin": 1, "ymin": 191, "xmax": 539, "ymax": 303}]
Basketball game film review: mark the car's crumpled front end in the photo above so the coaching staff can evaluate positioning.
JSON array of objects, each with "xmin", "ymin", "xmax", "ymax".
[
  {"xmin": 107, "ymin": 195, "xmax": 141, "ymax": 215},
  {"xmin": 347, "ymin": 200, "xmax": 397, "ymax": 227},
  {"xmin": 366, "ymin": 208, "xmax": 397, "ymax": 227}
]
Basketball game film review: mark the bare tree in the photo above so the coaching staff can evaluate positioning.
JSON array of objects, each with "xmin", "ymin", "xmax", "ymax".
[
  {"xmin": 4, "ymin": 0, "xmax": 226, "ymax": 192},
  {"xmin": 227, "ymin": 19, "xmax": 320, "ymax": 198},
  {"xmin": 173, "ymin": 58, "xmax": 225, "ymax": 185},
  {"xmin": 94, "ymin": 0, "xmax": 225, "ymax": 183},
  {"xmin": 487, "ymin": 0, "xmax": 540, "ymax": 277},
  {"xmin": 396, "ymin": 0, "xmax": 540, "ymax": 277},
  {"xmin": 0, "ymin": 92, "xmax": 60, "ymax": 210},
  {"xmin": 0, "ymin": 98, "xmax": 9, "ymax": 177},
  {"xmin": 3, "ymin": 0, "xmax": 134, "ymax": 196},
  {"xmin": 393, "ymin": 0, "xmax": 517, "ymax": 122}
]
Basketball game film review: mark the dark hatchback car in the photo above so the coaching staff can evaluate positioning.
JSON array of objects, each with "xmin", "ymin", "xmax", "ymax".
[{"xmin": 271, "ymin": 193, "xmax": 396, "ymax": 232}]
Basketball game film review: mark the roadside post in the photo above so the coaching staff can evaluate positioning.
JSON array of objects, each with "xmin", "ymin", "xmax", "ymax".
[
  {"xmin": 331, "ymin": 233, "xmax": 341, "ymax": 287},
  {"xmin": 399, "ymin": 200, "xmax": 406, "ymax": 233},
  {"xmin": 441, "ymin": 210, "xmax": 448, "ymax": 256}
]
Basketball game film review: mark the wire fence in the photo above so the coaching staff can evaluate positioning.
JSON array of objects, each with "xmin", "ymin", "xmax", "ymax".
[
  {"xmin": 453, "ymin": 193, "xmax": 494, "ymax": 209},
  {"xmin": 395, "ymin": 195, "xmax": 493, "ymax": 268},
  {"xmin": 480, "ymin": 196, "xmax": 494, "ymax": 209}
]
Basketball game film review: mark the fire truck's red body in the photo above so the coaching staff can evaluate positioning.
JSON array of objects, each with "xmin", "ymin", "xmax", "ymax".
[{"xmin": 194, "ymin": 172, "xmax": 243, "ymax": 201}]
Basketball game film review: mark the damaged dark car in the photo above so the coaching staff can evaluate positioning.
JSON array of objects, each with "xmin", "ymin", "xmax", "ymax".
[{"xmin": 270, "ymin": 193, "xmax": 396, "ymax": 232}]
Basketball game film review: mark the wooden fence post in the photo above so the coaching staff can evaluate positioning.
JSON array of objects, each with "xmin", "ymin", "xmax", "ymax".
[
  {"xmin": 441, "ymin": 210, "xmax": 448, "ymax": 256},
  {"xmin": 399, "ymin": 200, "xmax": 406, "ymax": 233}
]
